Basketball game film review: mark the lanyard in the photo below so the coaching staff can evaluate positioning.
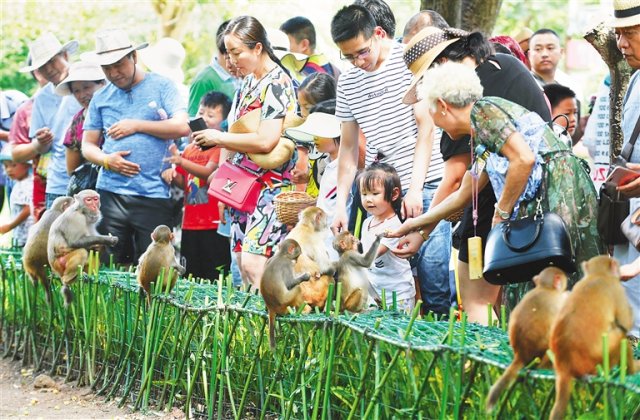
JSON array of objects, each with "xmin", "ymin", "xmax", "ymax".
[{"xmin": 470, "ymin": 137, "xmax": 488, "ymax": 237}]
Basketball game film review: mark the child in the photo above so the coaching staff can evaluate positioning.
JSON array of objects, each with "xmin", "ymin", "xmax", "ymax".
[
  {"xmin": 543, "ymin": 84, "xmax": 578, "ymax": 146},
  {"xmin": 359, "ymin": 162, "xmax": 415, "ymax": 311},
  {"xmin": 0, "ymin": 145, "xmax": 34, "ymax": 247},
  {"xmin": 162, "ymin": 92, "xmax": 232, "ymax": 280}
]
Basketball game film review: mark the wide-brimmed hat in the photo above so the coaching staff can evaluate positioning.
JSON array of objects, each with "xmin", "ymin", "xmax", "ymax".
[
  {"xmin": 138, "ymin": 37, "xmax": 185, "ymax": 83},
  {"xmin": 19, "ymin": 32, "xmax": 78, "ymax": 73},
  {"xmin": 513, "ymin": 27, "xmax": 534, "ymax": 44},
  {"xmin": 82, "ymin": 28, "xmax": 148, "ymax": 66},
  {"xmin": 285, "ymin": 112, "xmax": 341, "ymax": 144},
  {"xmin": 266, "ymin": 28, "xmax": 308, "ymax": 62},
  {"xmin": 402, "ymin": 26, "xmax": 469, "ymax": 105},
  {"xmin": 54, "ymin": 61, "xmax": 105, "ymax": 96},
  {"xmin": 609, "ymin": 0, "xmax": 640, "ymax": 28}
]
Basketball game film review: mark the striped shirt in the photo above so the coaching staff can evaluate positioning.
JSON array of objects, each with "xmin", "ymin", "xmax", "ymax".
[{"xmin": 336, "ymin": 42, "xmax": 443, "ymax": 189}]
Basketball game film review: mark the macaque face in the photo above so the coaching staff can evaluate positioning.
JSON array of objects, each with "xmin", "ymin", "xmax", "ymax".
[{"xmin": 83, "ymin": 195, "xmax": 100, "ymax": 213}]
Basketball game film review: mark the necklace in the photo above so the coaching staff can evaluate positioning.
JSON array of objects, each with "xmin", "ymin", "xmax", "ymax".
[{"xmin": 368, "ymin": 214, "xmax": 396, "ymax": 230}]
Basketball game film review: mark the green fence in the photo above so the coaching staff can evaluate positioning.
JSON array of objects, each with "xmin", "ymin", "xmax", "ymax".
[{"xmin": 1, "ymin": 247, "xmax": 639, "ymax": 419}]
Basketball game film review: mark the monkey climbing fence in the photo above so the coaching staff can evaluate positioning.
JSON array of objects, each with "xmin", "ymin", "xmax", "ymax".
[{"xmin": 0, "ymin": 247, "xmax": 639, "ymax": 419}]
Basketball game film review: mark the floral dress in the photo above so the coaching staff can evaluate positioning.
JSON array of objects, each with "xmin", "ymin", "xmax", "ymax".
[
  {"xmin": 228, "ymin": 66, "xmax": 297, "ymax": 257},
  {"xmin": 471, "ymin": 97, "xmax": 605, "ymax": 312}
]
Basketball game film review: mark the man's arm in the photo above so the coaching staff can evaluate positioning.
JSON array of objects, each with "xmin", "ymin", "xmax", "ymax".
[
  {"xmin": 331, "ymin": 120, "xmax": 360, "ymax": 232},
  {"xmin": 106, "ymin": 111, "xmax": 190, "ymax": 141},
  {"xmin": 403, "ymin": 100, "xmax": 433, "ymax": 218},
  {"xmin": 82, "ymin": 130, "xmax": 141, "ymax": 177}
]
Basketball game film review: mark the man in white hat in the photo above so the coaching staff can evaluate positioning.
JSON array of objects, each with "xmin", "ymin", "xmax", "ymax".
[
  {"xmin": 610, "ymin": 0, "xmax": 640, "ymax": 347},
  {"xmin": 13, "ymin": 32, "xmax": 82, "ymax": 210},
  {"xmin": 81, "ymin": 28, "xmax": 189, "ymax": 265}
]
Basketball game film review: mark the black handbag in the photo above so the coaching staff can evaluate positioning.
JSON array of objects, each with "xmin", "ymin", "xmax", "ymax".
[
  {"xmin": 67, "ymin": 162, "xmax": 100, "ymax": 196},
  {"xmin": 483, "ymin": 199, "xmax": 576, "ymax": 285}
]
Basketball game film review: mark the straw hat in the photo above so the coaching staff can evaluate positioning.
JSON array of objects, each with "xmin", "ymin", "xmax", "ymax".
[
  {"xmin": 513, "ymin": 28, "xmax": 534, "ymax": 44},
  {"xmin": 266, "ymin": 28, "xmax": 308, "ymax": 62},
  {"xmin": 402, "ymin": 26, "xmax": 469, "ymax": 105},
  {"xmin": 82, "ymin": 28, "xmax": 148, "ymax": 66},
  {"xmin": 138, "ymin": 37, "xmax": 186, "ymax": 84},
  {"xmin": 55, "ymin": 61, "xmax": 106, "ymax": 96},
  {"xmin": 19, "ymin": 32, "xmax": 78, "ymax": 73},
  {"xmin": 230, "ymin": 109, "xmax": 305, "ymax": 169},
  {"xmin": 609, "ymin": 0, "xmax": 640, "ymax": 28},
  {"xmin": 285, "ymin": 112, "xmax": 341, "ymax": 144}
]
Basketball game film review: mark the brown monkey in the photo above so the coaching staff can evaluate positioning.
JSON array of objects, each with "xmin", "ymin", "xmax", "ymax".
[
  {"xmin": 331, "ymin": 231, "xmax": 384, "ymax": 312},
  {"xmin": 22, "ymin": 196, "xmax": 74, "ymax": 302},
  {"xmin": 549, "ymin": 255, "xmax": 640, "ymax": 420},
  {"xmin": 285, "ymin": 206, "xmax": 334, "ymax": 309},
  {"xmin": 260, "ymin": 239, "xmax": 311, "ymax": 349},
  {"xmin": 47, "ymin": 190, "xmax": 118, "ymax": 305},
  {"xmin": 136, "ymin": 225, "xmax": 185, "ymax": 304},
  {"xmin": 486, "ymin": 267, "xmax": 568, "ymax": 412}
]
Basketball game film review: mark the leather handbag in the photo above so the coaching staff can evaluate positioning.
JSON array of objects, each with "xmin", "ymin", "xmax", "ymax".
[
  {"xmin": 621, "ymin": 207, "xmax": 640, "ymax": 251},
  {"xmin": 207, "ymin": 162, "xmax": 263, "ymax": 214},
  {"xmin": 483, "ymin": 202, "xmax": 576, "ymax": 285}
]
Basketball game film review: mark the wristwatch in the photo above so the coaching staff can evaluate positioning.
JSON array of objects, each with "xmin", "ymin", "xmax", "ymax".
[{"xmin": 494, "ymin": 203, "xmax": 511, "ymax": 220}]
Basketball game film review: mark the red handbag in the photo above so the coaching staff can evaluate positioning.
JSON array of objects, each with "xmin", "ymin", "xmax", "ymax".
[{"xmin": 208, "ymin": 162, "xmax": 263, "ymax": 213}]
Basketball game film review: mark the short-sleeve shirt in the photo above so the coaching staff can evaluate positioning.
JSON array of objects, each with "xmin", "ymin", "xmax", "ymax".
[
  {"xmin": 440, "ymin": 53, "xmax": 551, "ymax": 160},
  {"xmin": 336, "ymin": 43, "xmax": 442, "ymax": 189},
  {"xmin": 85, "ymin": 73, "xmax": 186, "ymax": 198},
  {"xmin": 176, "ymin": 143, "xmax": 221, "ymax": 230},
  {"xmin": 9, "ymin": 176, "xmax": 35, "ymax": 247},
  {"xmin": 361, "ymin": 215, "xmax": 415, "ymax": 304},
  {"xmin": 29, "ymin": 83, "xmax": 82, "ymax": 195},
  {"xmin": 187, "ymin": 59, "xmax": 238, "ymax": 117}
]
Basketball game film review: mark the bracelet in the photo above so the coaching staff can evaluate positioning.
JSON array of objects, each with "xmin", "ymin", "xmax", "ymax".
[
  {"xmin": 418, "ymin": 229, "xmax": 429, "ymax": 241},
  {"xmin": 103, "ymin": 157, "xmax": 110, "ymax": 171}
]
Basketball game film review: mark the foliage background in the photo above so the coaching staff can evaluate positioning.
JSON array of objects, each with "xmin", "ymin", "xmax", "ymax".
[{"xmin": 1, "ymin": 0, "xmax": 611, "ymax": 99}]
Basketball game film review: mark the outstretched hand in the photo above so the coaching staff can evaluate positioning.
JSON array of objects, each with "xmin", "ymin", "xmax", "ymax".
[
  {"xmin": 390, "ymin": 231, "xmax": 425, "ymax": 259},
  {"xmin": 385, "ymin": 217, "xmax": 419, "ymax": 238}
]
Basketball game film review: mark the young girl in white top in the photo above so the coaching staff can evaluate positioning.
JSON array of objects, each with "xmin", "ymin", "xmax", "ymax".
[{"xmin": 359, "ymin": 162, "xmax": 415, "ymax": 311}]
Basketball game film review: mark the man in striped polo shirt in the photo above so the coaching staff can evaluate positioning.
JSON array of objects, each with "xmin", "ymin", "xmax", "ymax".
[{"xmin": 330, "ymin": 4, "xmax": 452, "ymax": 318}]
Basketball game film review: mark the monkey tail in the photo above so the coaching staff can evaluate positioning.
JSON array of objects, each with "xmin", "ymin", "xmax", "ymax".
[
  {"xmin": 61, "ymin": 285, "xmax": 74, "ymax": 307},
  {"xmin": 486, "ymin": 359, "xmax": 523, "ymax": 412},
  {"xmin": 268, "ymin": 310, "xmax": 276, "ymax": 351},
  {"xmin": 549, "ymin": 372, "xmax": 573, "ymax": 420}
]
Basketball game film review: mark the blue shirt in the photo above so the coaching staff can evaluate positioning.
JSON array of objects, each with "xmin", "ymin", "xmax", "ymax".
[
  {"xmin": 85, "ymin": 73, "xmax": 185, "ymax": 198},
  {"xmin": 29, "ymin": 83, "xmax": 82, "ymax": 195}
]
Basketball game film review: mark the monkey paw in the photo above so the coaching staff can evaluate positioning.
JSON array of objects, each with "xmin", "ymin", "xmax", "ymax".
[{"xmin": 107, "ymin": 235, "xmax": 119, "ymax": 246}]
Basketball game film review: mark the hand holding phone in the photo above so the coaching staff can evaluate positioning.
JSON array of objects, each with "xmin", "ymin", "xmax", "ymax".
[
  {"xmin": 605, "ymin": 165, "xmax": 640, "ymax": 186},
  {"xmin": 188, "ymin": 118, "xmax": 214, "ymax": 150}
]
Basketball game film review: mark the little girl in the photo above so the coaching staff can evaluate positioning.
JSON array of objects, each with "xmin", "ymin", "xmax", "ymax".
[{"xmin": 359, "ymin": 162, "xmax": 415, "ymax": 311}]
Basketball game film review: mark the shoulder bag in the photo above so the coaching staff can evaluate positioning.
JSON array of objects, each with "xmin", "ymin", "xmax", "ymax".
[{"xmin": 207, "ymin": 162, "xmax": 263, "ymax": 214}]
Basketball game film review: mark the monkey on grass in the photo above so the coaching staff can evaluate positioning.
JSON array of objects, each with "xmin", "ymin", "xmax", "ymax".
[
  {"xmin": 47, "ymin": 190, "xmax": 118, "ymax": 306},
  {"xmin": 549, "ymin": 255, "xmax": 640, "ymax": 420},
  {"xmin": 136, "ymin": 225, "xmax": 185, "ymax": 304},
  {"xmin": 22, "ymin": 196, "xmax": 74, "ymax": 302},
  {"xmin": 486, "ymin": 267, "xmax": 567, "ymax": 411},
  {"xmin": 260, "ymin": 238, "xmax": 312, "ymax": 350}
]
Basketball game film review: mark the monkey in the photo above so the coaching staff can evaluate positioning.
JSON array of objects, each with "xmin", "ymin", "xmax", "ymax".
[
  {"xmin": 136, "ymin": 224, "xmax": 185, "ymax": 304},
  {"xmin": 47, "ymin": 190, "xmax": 119, "ymax": 306},
  {"xmin": 330, "ymin": 230, "xmax": 384, "ymax": 312},
  {"xmin": 285, "ymin": 206, "xmax": 334, "ymax": 309},
  {"xmin": 22, "ymin": 196, "xmax": 74, "ymax": 302},
  {"xmin": 549, "ymin": 255, "xmax": 640, "ymax": 420},
  {"xmin": 486, "ymin": 267, "xmax": 568, "ymax": 412},
  {"xmin": 260, "ymin": 238, "xmax": 311, "ymax": 350}
]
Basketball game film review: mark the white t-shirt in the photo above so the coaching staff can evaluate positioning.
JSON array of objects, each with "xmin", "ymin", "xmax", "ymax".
[
  {"xmin": 317, "ymin": 157, "xmax": 338, "ymax": 221},
  {"xmin": 361, "ymin": 215, "xmax": 415, "ymax": 305},
  {"xmin": 10, "ymin": 176, "xmax": 34, "ymax": 247},
  {"xmin": 336, "ymin": 42, "xmax": 443, "ymax": 189}
]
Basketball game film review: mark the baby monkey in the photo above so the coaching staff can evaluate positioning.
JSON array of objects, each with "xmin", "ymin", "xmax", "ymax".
[
  {"xmin": 486, "ymin": 267, "xmax": 567, "ymax": 411},
  {"xmin": 136, "ymin": 225, "xmax": 185, "ymax": 304},
  {"xmin": 330, "ymin": 231, "xmax": 384, "ymax": 312},
  {"xmin": 261, "ymin": 239, "xmax": 311, "ymax": 350}
]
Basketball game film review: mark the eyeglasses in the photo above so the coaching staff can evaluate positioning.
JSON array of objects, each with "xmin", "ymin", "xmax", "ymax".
[{"xmin": 340, "ymin": 38, "xmax": 373, "ymax": 62}]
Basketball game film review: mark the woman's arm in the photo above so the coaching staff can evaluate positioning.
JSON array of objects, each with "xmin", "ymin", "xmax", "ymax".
[
  {"xmin": 66, "ymin": 148, "xmax": 83, "ymax": 175},
  {"xmin": 193, "ymin": 118, "xmax": 284, "ymax": 154}
]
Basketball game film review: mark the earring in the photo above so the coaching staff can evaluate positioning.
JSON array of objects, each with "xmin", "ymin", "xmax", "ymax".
[{"xmin": 441, "ymin": 111, "xmax": 446, "ymax": 116}]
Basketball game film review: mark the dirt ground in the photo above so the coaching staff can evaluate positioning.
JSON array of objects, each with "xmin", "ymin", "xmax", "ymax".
[{"xmin": 0, "ymin": 357, "xmax": 185, "ymax": 420}]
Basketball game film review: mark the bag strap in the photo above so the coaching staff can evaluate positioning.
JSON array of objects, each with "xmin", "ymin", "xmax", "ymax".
[{"xmin": 620, "ymin": 113, "xmax": 640, "ymax": 162}]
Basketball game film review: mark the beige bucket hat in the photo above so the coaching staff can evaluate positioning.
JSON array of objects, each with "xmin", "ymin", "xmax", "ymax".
[
  {"xmin": 402, "ymin": 26, "xmax": 469, "ymax": 105},
  {"xmin": 19, "ymin": 32, "xmax": 78, "ymax": 73},
  {"xmin": 55, "ymin": 61, "xmax": 105, "ymax": 96},
  {"xmin": 138, "ymin": 37, "xmax": 186, "ymax": 83},
  {"xmin": 82, "ymin": 28, "xmax": 148, "ymax": 66},
  {"xmin": 609, "ymin": 0, "xmax": 640, "ymax": 28}
]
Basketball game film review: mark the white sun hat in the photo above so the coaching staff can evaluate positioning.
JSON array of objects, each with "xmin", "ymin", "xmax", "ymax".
[
  {"xmin": 19, "ymin": 32, "xmax": 78, "ymax": 73},
  {"xmin": 285, "ymin": 112, "xmax": 341, "ymax": 144},
  {"xmin": 266, "ymin": 28, "xmax": 308, "ymax": 62},
  {"xmin": 81, "ymin": 28, "xmax": 148, "ymax": 66},
  {"xmin": 609, "ymin": 0, "xmax": 640, "ymax": 28},
  {"xmin": 55, "ymin": 61, "xmax": 106, "ymax": 96},
  {"xmin": 138, "ymin": 37, "xmax": 186, "ymax": 84}
]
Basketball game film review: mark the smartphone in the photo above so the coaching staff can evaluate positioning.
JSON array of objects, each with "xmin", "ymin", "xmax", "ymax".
[
  {"xmin": 605, "ymin": 165, "xmax": 640, "ymax": 186},
  {"xmin": 188, "ymin": 117, "xmax": 214, "ymax": 150}
]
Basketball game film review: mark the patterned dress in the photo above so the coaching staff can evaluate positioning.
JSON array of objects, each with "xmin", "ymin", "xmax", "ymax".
[
  {"xmin": 228, "ymin": 66, "xmax": 297, "ymax": 257},
  {"xmin": 470, "ymin": 97, "xmax": 605, "ymax": 311}
]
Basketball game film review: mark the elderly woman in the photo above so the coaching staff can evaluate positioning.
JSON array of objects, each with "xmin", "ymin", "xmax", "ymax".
[{"xmin": 390, "ymin": 61, "xmax": 604, "ymax": 312}]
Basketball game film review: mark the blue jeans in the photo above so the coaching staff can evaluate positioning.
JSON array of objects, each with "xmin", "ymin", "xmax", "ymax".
[
  {"xmin": 45, "ymin": 192, "xmax": 65, "ymax": 209},
  {"xmin": 410, "ymin": 183, "xmax": 452, "ymax": 318}
]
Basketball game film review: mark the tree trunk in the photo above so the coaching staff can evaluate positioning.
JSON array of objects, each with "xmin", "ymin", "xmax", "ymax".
[
  {"xmin": 151, "ymin": 0, "xmax": 195, "ymax": 39},
  {"xmin": 421, "ymin": 0, "xmax": 503, "ymax": 34},
  {"xmin": 584, "ymin": 23, "xmax": 633, "ymax": 162}
]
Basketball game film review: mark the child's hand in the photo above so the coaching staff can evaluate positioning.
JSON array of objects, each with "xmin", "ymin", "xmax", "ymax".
[
  {"xmin": 0, "ymin": 224, "xmax": 9, "ymax": 234},
  {"xmin": 163, "ymin": 143, "xmax": 182, "ymax": 166},
  {"xmin": 161, "ymin": 168, "xmax": 176, "ymax": 185}
]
